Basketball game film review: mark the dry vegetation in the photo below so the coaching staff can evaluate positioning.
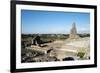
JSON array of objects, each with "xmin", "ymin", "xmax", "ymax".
[{"xmin": 21, "ymin": 34, "xmax": 90, "ymax": 63}]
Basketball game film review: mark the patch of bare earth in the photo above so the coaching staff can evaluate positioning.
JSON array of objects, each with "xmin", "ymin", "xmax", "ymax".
[{"xmin": 27, "ymin": 37, "xmax": 90, "ymax": 61}]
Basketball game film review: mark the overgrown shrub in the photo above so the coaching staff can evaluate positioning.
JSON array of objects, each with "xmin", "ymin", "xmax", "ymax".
[{"xmin": 77, "ymin": 52, "xmax": 85, "ymax": 59}]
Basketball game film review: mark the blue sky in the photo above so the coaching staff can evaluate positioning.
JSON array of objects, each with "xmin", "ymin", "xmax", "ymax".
[{"xmin": 21, "ymin": 10, "xmax": 90, "ymax": 34}]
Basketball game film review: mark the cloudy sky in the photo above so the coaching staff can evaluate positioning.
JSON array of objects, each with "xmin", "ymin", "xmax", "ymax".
[{"xmin": 21, "ymin": 10, "xmax": 90, "ymax": 34}]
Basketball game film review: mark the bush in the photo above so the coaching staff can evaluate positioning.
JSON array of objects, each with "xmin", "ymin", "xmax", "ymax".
[{"xmin": 77, "ymin": 52, "xmax": 85, "ymax": 59}]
